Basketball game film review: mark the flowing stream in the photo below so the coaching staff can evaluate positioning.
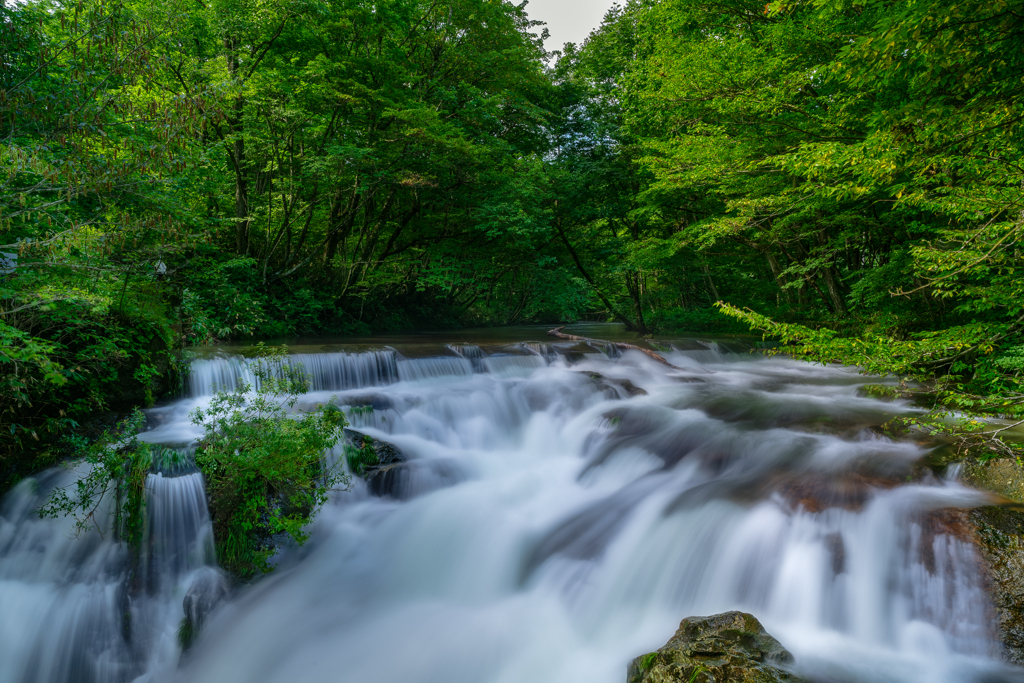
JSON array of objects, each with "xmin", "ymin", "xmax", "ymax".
[{"xmin": 1, "ymin": 326, "xmax": 1021, "ymax": 683}]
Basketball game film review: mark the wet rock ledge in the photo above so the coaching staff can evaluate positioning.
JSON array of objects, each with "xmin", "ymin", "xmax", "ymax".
[
  {"xmin": 344, "ymin": 427, "xmax": 408, "ymax": 497},
  {"xmin": 958, "ymin": 457, "xmax": 1024, "ymax": 664},
  {"xmin": 344, "ymin": 428, "xmax": 462, "ymax": 500},
  {"xmin": 628, "ymin": 611, "xmax": 803, "ymax": 683},
  {"xmin": 969, "ymin": 505, "xmax": 1024, "ymax": 665}
]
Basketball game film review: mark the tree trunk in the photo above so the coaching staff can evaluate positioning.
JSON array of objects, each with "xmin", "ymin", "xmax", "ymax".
[
  {"xmin": 762, "ymin": 250, "xmax": 792, "ymax": 304},
  {"xmin": 702, "ymin": 263, "xmax": 720, "ymax": 304},
  {"xmin": 820, "ymin": 265, "xmax": 848, "ymax": 316},
  {"xmin": 553, "ymin": 213, "xmax": 636, "ymax": 331}
]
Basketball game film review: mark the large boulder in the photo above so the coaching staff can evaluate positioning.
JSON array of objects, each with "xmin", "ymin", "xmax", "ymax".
[
  {"xmin": 962, "ymin": 457, "xmax": 1024, "ymax": 505},
  {"xmin": 627, "ymin": 611, "xmax": 803, "ymax": 683}
]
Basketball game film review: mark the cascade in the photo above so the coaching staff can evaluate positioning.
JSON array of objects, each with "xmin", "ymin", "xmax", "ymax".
[
  {"xmin": 1, "ymin": 330, "xmax": 1020, "ymax": 683},
  {"xmin": 186, "ymin": 350, "xmax": 398, "ymax": 397},
  {"xmin": 0, "ymin": 464, "xmax": 219, "ymax": 683},
  {"xmin": 396, "ymin": 356, "xmax": 474, "ymax": 382}
]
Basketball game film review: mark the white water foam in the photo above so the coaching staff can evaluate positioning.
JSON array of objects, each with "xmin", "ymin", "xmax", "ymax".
[{"xmin": 1, "ymin": 345, "xmax": 1020, "ymax": 683}]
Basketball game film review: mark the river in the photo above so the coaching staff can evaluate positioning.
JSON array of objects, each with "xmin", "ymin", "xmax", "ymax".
[{"xmin": 0, "ymin": 325, "xmax": 1020, "ymax": 683}]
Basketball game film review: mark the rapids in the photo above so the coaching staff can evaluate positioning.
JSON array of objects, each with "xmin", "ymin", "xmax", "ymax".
[{"xmin": 1, "ymin": 327, "xmax": 1021, "ymax": 683}]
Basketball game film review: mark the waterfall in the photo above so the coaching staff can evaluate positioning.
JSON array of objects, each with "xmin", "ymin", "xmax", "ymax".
[
  {"xmin": 1, "ymin": 331, "xmax": 1019, "ymax": 683},
  {"xmin": 481, "ymin": 353, "xmax": 547, "ymax": 377},
  {"xmin": 0, "ymin": 465, "xmax": 218, "ymax": 682},
  {"xmin": 396, "ymin": 356, "xmax": 473, "ymax": 382},
  {"xmin": 447, "ymin": 344, "xmax": 487, "ymax": 373},
  {"xmin": 143, "ymin": 472, "xmax": 216, "ymax": 592},
  {"xmin": 186, "ymin": 350, "xmax": 398, "ymax": 397}
]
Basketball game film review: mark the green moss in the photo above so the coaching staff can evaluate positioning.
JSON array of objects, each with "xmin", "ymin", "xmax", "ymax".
[
  {"xmin": 345, "ymin": 437, "xmax": 380, "ymax": 477},
  {"xmin": 176, "ymin": 617, "xmax": 195, "ymax": 650},
  {"xmin": 638, "ymin": 653, "xmax": 658, "ymax": 673}
]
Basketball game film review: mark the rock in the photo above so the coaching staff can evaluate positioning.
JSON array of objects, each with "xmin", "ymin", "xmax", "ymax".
[
  {"xmin": 345, "ymin": 429, "xmax": 465, "ymax": 499},
  {"xmin": 968, "ymin": 506, "xmax": 1024, "ymax": 665},
  {"xmin": 962, "ymin": 458, "xmax": 1024, "ymax": 504},
  {"xmin": 339, "ymin": 393, "xmax": 395, "ymax": 411},
  {"xmin": 364, "ymin": 459, "xmax": 464, "ymax": 500},
  {"xmin": 178, "ymin": 567, "xmax": 230, "ymax": 650},
  {"xmin": 344, "ymin": 428, "xmax": 406, "ymax": 466},
  {"xmin": 947, "ymin": 456, "xmax": 1024, "ymax": 663},
  {"xmin": 575, "ymin": 370, "xmax": 648, "ymax": 397},
  {"xmin": 607, "ymin": 377, "xmax": 648, "ymax": 397},
  {"xmin": 627, "ymin": 611, "xmax": 803, "ymax": 683}
]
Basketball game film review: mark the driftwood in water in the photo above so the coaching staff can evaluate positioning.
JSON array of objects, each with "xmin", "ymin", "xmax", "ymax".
[{"xmin": 546, "ymin": 326, "xmax": 683, "ymax": 370}]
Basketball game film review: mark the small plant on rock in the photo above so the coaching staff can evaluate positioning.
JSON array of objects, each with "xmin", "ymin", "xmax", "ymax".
[{"xmin": 345, "ymin": 434, "xmax": 379, "ymax": 476}]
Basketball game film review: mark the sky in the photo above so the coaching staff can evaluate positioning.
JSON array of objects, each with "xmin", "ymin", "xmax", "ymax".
[{"xmin": 524, "ymin": 0, "xmax": 618, "ymax": 50}]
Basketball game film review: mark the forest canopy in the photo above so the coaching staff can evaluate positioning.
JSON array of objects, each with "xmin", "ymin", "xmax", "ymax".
[{"xmin": 3, "ymin": 0, "xmax": 1024, "ymax": 481}]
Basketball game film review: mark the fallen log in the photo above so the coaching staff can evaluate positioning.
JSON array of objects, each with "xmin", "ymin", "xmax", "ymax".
[{"xmin": 546, "ymin": 326, "xmax": 684, "ymax": 371}]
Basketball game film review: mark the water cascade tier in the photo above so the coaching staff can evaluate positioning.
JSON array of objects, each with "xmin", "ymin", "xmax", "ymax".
[{"xmin": 1, "ymin": 332, "xmax": 1021, "ymax": 683}]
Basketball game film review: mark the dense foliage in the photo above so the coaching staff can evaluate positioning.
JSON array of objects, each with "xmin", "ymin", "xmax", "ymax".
[
  {"xmin": 4, "ymin": 0, "xmax": 1024, "ymax": 483},
  {"xmin": 191, "ymin": 346, "xmax": 348, "ymax": 578}
]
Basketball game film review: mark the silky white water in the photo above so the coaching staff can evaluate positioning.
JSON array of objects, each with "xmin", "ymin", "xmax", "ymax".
[{"xmin": 1, "ymin": 335, "xmax": 1021, "ymax": 683}]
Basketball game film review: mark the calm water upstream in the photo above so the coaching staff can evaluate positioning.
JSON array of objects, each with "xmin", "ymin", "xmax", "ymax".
[{"xmin": 1, "ymin": 325, "xmax": 1021, "ymax": 683}]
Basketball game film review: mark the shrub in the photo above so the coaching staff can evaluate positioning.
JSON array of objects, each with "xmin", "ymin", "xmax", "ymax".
[
  {"xmin": 190, "ymin": 345, "xmax": 349, "ymax": 579},
  {"xmin": 38, "ymin": 410, "xmax": 156, "ymax": 554}
]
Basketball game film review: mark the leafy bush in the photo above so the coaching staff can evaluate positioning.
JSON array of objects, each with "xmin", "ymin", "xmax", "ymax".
[
  {"xmin": 1, "ymin": 299, "xmax": 178, "ymax": 491},
  {"xmin": 38, "ymin": 411, "xmax": 157, "ymax": 554},
  {"xmin": 190, "ymin": 345, "xmax": 349, "ymax": 578},
  {"xmin": 993, "ymin": 346, "xmax": 1024, "ymax": 376},
  {"xmin": 178, "ymin": 251, "xmax": 371, "ymax": 344}
]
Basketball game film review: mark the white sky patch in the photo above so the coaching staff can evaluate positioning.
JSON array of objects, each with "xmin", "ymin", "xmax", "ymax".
[{"xmin": 525, "ymin": 0, "xmax": 618, "ymax": 50}]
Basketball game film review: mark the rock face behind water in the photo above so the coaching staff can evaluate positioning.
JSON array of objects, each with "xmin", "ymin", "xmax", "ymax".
[
  {"xmin": 968, "ymin": 506, "xmax": 1024, "ymax": 664},
  {"xmin": 627, "ymin": 612, "xmax": 803, "ymax": 683},
  {"xmin": 954, "ymin": 458, "xmax": 1024, "ymax": 664}
]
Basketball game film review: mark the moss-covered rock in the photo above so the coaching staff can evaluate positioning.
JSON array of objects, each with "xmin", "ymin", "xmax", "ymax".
[
  {"xmin": 948, "ymin": 454, "xmax": 1024, "ymax": 663},
  {"xmin": 962, "ymin": 458, "xmax": 1024, "ymax": 504},
  {"xmin": 627, "ymin": 611, "xmax": 803, "ymax": 683},
  {"xmin": 344, "ymin": 428, "xmax": 406, "ymax": 470},
  {"xmin": 344, "ymin": 429, "xmax": 464, "ymax": 500},
  {"xmin": 968, "ymin": 505, "xmax": 1024, "ymax": 665}
]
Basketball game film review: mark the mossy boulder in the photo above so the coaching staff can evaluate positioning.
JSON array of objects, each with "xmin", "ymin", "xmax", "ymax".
[
  {"xmin": 344, "ymin": 428, "xmax": 406, "ymax": 470},
  {"xmin": 950, "ymin": 455, "xmax": 1024, "ymax": 663},
  {"xmin": 627, "ymin": 611, "xmax": 803, "ymax": 683}
]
